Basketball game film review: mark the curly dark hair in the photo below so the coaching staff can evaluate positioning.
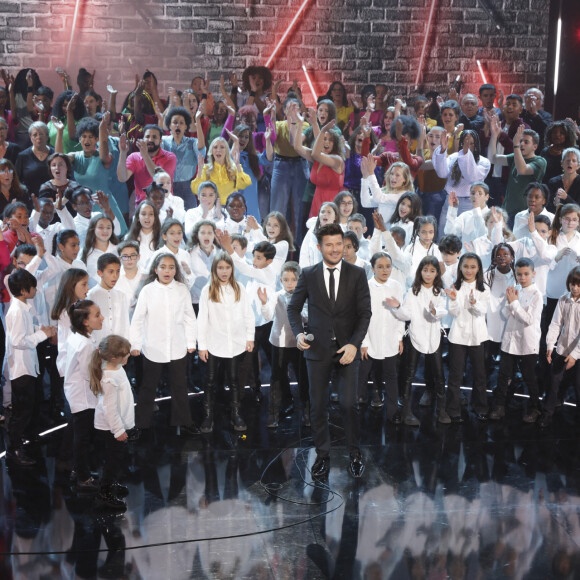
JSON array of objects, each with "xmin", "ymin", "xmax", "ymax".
[
  {"xmin": 75, "ymin": 117, "xmax": 99, "ymax": 140},
  {"xmin": 52, "ymin": 90, "xmax": 87, "ymax": 121},
  {"xmin": 165, "ymin": 106, "xmax": 192, "ymax": 130},
  {"xmin": 545, "ymin": 120, "xmax": 577, "ymax": 149}
]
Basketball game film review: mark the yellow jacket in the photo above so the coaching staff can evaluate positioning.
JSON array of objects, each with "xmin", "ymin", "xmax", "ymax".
[{"xmin": 190, "ymin": 163, "xmax": 252, "ymax": 205}]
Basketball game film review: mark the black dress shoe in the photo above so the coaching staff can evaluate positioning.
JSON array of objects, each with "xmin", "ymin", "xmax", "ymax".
[
  {"xmin": 475, "ymin": 413, "xmax": 488, "ymax": 422},
  {"xmin": 389, "ymin": 411, "xmax": 402, "ymax": 425},
  {"xmin": 180, "ymin": 424, "xmax": 200, "ymax": 436},
  {"xmin": 7, "ymin": 448, "xmax": 36, "ymax": 467},
  {"xmin": 349, "ymin": 452, "xmax": 365, "ymax": 479},
  {"xmin": 311, "ymin": 456, "xmax": 330, "ymax": 479},
  {"xmin": 450, "ymin": 415, "xmax": 464, "ymax": 424}
]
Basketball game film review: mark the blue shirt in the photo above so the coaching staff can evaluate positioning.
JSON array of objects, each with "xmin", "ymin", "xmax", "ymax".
[{"xmin": 161, "ymin": 135, "xmax": 206, "ymax": 183}]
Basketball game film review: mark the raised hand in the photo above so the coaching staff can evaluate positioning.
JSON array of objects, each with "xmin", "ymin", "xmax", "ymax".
[
  {"xmin": 383, "ymin": 297, "xmax": 400, "ymax": 309},
  {"xmin": 469, "ymin": 289, "xmax": 476, "ymax": 305},
  {"xmin": 513, "ymin": 124, "xmax": 524, "ymax": 147},
  {"xmin": 528, "ymin": 210, "xmax": 535, "ymax": 233},
  {"xmin": 372, "ymin": 210, "xmax": 386, "ymax": 232},
  {"xmin": 257, "ymin": 287, "xmax": 268, "ymax": 305},
  {"xmin": 439, "ymin": 131, "xmax": 449, "ymax": 152},
  {"xmin": 32, "ymin": 234, "xmax": 45, "ymax": 257},
  {"xmin": 107, "ymin": 84, "xmax": 117, "ymax": 95},
  {"xmin": 119, "ymin": 132, "xmax": 129, "ymax": 153},
  {"xmin": 50, "ymin": 116, "xmax": 64, "ymax": 132},
  {"xmin": 135, "ymin": 139, "xmax": 149, "ymax": 157},
  {"xmin": 490, "ymin": 115, "xmax": 501, "ymax": 137},
  {"xmin": 30, "ymin": 193, "xmax": 41, "ymax": 213},
  {"xmin": 246, "ymin": 215, "xmax": 259, "ymax": 230},
  {"xmin": 497, "ymin": 89, "xmax": 504, "ymax": 109},
  {"xmin": 66, "ymin": 93, "xmax": 78, "ymax": 113},
  {"xmin": 448, "ymin": 190, "xmax": 459, "ymax": 208}
]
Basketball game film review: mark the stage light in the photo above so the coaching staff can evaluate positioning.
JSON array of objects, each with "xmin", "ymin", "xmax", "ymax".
[
  {"xmin": 265, "ymin": 0, "xmax": 313, "ymax": 68},
  {"xmin": 476, "ymin": 60, "xmax": 488, "ymax": 84},
  {"xmin": 554, "ymin": 16, "xmax": 562, "ymax": 96},
  {"xmin": 66, "ymin": 0, "xmax": 84, "ymax": 68},
  {"xmin": 414, "ymin": 0, "xmax": 439, "ymax": 89},
  {"xmin": 302, "ymin": 64, "xmax": 317, "ymax": 104}
]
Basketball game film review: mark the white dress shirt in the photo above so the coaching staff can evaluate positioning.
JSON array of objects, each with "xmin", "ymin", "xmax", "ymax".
[
  {"xmin": 262, "ymin": 289, "xmax": 308, "ymax": 348},
  {"xmin": 508, "ymin": 233, "xmax": 552, "ymax": 302},
  {"xmin": 115, "ymin": 269, "xmax": 145, "ymax": 317},
  {"xmin": 30, "ymin": 206, "xmax": 76, "ymax": 257},
  {"xmin": 74, "ymin": 212, "xmax": 121, "ymax": 246},
  {"xmin": 397, "ymin": 285, "xmax": 447, "ymax": 354},
  {"xmin": 63, "ymin": 331, "xmax": 99, "ymax": 413},
  {"xmin": 136, "ymin": 230, "xmax": 156, "ymax": 270},
  {"xmin": 160, "ymin": 194, "xmax": 186, "ymax": 225},
  {"xmin": 432, "ymin": 147, "xmax": 491, "ymax": 198},
  {"xmin": 299, "ymin": 228, "xmax": 322, "ymax": 268},
  {"xmin": 546, "ymin": 292, "xmax": 580, "ymax": 359},
  {"xmin": 94, "ymin": 367, "xmax": 135, "ymax": 438},
  {"xmin": 404, "ymin": 242, "xmax": 443, "ymax": 289},
  {"xmin": 323, "ymin": 261, "xmax": 342, "ymax": 300},
  {"xmin": 370, "ymin": 229, "xmax": 411, "ymax": 288},
  {"xmin": 500, "ymin": 283, "xmax": 543, "ymax": 356},
  {"xmin": 360, "ymin": 174, "xmax": 405, "ymax": 223},
  {"xmin": 184, "ymin": 205, "xmax": 225, "ymax": 238},
  {"xmin": 448, "ymin": 280, "xmax": 490, "ymax": 346},
  {"xmin": 197, "ymin": 284, "xmax": 255, "ymax": 358},
  {"xmin": 444, "ymin": 205, "xmax": 489, "ymax": 243},
  {"xmin": 5, "ymin": 298, "xmax": 48, "ymax": 380},
  {"xmin": 512, "ymin": 208, "xmax": 554, "ymax": 240},
  {"xmin": 87, "ymin": 284, "xmax": 130, "ymax": 343},
  {"xmin": 361, "ymin": 278, "xmax": 405, "ymax": 359},
  {"xmin": 486, "ymin": 269, "xmax": 514, "ymax": 343},
  {"xmin": 146, "ymin": 247, "xmax": 194, "ymax": 288},
  {"xmin": 130, "ymin": 280, "xmax": 197, "ymax": 363},
  {"xmin": 86, "ymin": 242, "xmax": 118, "ymax": 287},
  {"xmin": 189, "ymin": 245, "xmax": 216, "ymax": 304}
]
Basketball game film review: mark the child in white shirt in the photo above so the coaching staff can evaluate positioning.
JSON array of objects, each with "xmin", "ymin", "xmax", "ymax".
[
  {"xmin": 124, "ymin": 200, "xmax": 161, "ymax": 269},
  {"xmin": 154, "ymin": 167, "xmax": 186, "ymax": 225},
  {"xmin": 5, "ymin": 270, "xmax": 54, "ymax": 465},
  {"xmin": 343, "ymin": 231, "xmax": 372, "ymax": 279},
  {"xmin": 347, "ymin": 213, "xmax": 372, "ymax": 262},
  {"xmin": 71, "ymin": 187, "xmax": 122, "ymax": 246},
  {"xmin": 184, "ymin": 180, "xmax": 226, "ymax": 238},
  {"xmin": 404, "ymin": 216, "xmax": 442, "ymax": 288},
  {"xmin": 444, "ymin": 182, "xmax": 490, "ymax": 244},
  {"xmin": 299, "ymin": 202, "xmax": 339, "ymax": 269},
  {"xmin": 90, "ymin": 334, "xmax": 134, "ymax": 510},
  {"xmin": 512, "ymin": 182, "xmax": 554, "ymax": 241},
  {"xmin": 115, "ymin": 241, "xmax": 145, "ymax": 318},
  {"xmin": 359, "ymin": 252, "xmax": 405, "ymax": 422},
  {"xmin": 87, "ymin": 254, "xmax": 130, "ymax": 344},
  {"xmin": 187, "ymin": 220, "xmax": 219, "ymax": 308},
  {"xmin": 197, "ymin": 251, "xmax": 255, "ymax": 433},
  {"xmin": 259, "ymin": 262, "xmax": 310, "ymax": 428},
  {"xmin": 80, "ymin": 215, "xmax": 119, "ymax": 287},
  {"xmin": 29, "ymin": 194, "xmax": 75, "ymax": 256},
  {"xmin": 489, "ymin": 258, "xmax": 543, "ymax": 423}
]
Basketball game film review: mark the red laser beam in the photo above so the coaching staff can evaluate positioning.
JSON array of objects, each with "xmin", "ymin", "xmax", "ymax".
[
  {"xmin": 414, "ymin": 0, "xmax": 438, "ymax": 89},
  {"xmin": 476, "ymin": 60, "xmax": 488, "ymax": 84},
  {"xmin": 265, "ymin": 0, "xmax": 313, "ymax": 68},
  {"xmin": 302, "ymin": 65, "xmax": 317, "ymax": 105},
  {"xmin": 66, "ymin": 0, "xmax": 84, "ymax": 69}
]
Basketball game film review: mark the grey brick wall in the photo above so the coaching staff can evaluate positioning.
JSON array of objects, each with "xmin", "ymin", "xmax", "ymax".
[{"xmin": 0, "ymin": 0, "xmax": 549, "ymax": 102}]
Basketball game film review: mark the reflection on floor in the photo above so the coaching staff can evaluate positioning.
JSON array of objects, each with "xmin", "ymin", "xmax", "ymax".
[{"xmin": 2, "ymin": 383, "xmax": 580, "ymax": 579}]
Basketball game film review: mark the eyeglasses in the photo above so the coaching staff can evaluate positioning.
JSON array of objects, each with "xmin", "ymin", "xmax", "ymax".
[
  {"xmin": 340, "ymin": 201, "xmax": 354, "ymax": 206},
  {"xmin": 562, "ymin": 217, "xmax": 579, "ymax": 223},
  {"xmin": 120, "ymin": 254, "xmax": 139, "ymax": 261},
  {"xmin": 0, "ymin": 169, "xmax": 14, "ymax": 175}
]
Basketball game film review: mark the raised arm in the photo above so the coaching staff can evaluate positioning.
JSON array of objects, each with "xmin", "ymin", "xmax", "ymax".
[
  {"xmin": 512, "ymin": 125, "xmax": 534, "ymax": 176},
  {"xmin": 311, "ymin": 120, "xmax": 344, "ymax": 173},
  {"xmin": 488, "ymin": 115, "xmax": 509, "ymax": 166},
  {"xmin": 98, "ymin": 112, "xmax": 112, "ymax": 169},
  {"xmin": 66, "ymin": 93, "xmax": 79, "ymax": 142},
  {"xmin": 116, "ymin": 133, "xmax": 132, "ymax": 183}
]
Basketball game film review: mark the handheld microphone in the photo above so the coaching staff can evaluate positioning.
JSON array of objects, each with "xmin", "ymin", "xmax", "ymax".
[{"xmin": 305, "ymin": 333, "xmax": 314, "ymax": 342}]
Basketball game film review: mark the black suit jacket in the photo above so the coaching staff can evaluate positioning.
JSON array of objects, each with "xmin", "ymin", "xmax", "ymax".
[{"xmin": 287, "ymin": 261, "xmax": 371, "ymax": 361}]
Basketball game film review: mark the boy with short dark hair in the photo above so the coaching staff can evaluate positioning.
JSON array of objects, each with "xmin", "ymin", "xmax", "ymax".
[{"xmin": 5, "ymin": 269, "xmax": 55, "ymax": 466}]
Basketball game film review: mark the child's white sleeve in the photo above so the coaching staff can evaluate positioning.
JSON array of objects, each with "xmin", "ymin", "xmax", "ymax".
[
  {"xmin": 7, "ymin": 313, "xmax": 47, "ymax": 350},
  {"xmin": 129, "ymin": 290, "xmax": 148, "ymax": 352},
  {"xmin": 196, "ymin": 288, "xmax": 210, "ymax": 351},
  {"xmin": 467, "ymin": 288, "xmax": 489, "ymax": 317},
  {"xmin": 232, "ymin": 252, "xmax": 276, "ymax": 286},
  {"xmin": 101, "ymin": 375, "xmax": 126, "ymax": 438},
  {"xmin": 507, "ymin": 290, "xmax": 542, "ymax": 327},
  {"xmin": 545, "ymin": 300, "xmax": 563, "ymax": 353},
  {"xmin": 182, "ymin": 288, "xmax": 197, "ymax": 350},
  {"xmin": 444, "ymin": 205, "xmax": 459, "ymax": 236},
  {"xmin": 243, "ymin": 289, "xmax": 256, "ymax": 342},
  {"xmin": 260, "ymin": 293, "xmax": 276, "ymax": 322},
  {"xmin": 431, "ymin": 146, "xmax": 450, "ymax": 179},
  {"xmin": 360, "ymin": 176, "xmax": 380, "ymax": 208}
]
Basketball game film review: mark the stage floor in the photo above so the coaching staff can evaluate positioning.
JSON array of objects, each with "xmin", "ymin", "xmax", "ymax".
[{"xmin": 2, "ymin": 383, "xmax": 580, "ymax": 579}]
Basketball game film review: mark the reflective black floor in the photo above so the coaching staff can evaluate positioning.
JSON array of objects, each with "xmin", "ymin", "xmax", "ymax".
[{"xmin": 2, "ymin": 376, "xmax": 580, "ymax": 579}]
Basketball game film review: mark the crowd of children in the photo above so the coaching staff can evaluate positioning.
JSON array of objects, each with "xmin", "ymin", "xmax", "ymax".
[{"xmin": 2, "ymin": 67, "xmax": 580, "ymax": 508}]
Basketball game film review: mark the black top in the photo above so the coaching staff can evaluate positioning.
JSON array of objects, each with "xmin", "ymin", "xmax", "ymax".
[
  {"xmin": 0, "ymin": 184, "xmax": 31, "ymax": 216},
  {"xmin": 547, "ymin": 175, "xmax": 580, "ymax": 212},
  {"xmin": 14, "ymin": 146, "xmax": 55, "ymax": 197},
  {"xmin": 1, "ymin": 142, "xmax": 21, "ymax": 166}
]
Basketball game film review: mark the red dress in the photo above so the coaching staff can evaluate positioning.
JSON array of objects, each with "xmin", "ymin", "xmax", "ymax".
[{"xmin": 309, "ymin": 161, "xmax": 345, "ymax": 218}]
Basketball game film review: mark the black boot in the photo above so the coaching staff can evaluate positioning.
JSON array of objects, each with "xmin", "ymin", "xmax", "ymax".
[
  {"xmin": 200, "ymin": 388, "xmax": 214, "ymax": 434},
  {"xmin": 402, "ymin": 379, "xmax": 420, "ymax": 426},
  {"xmin": 231, "ymin": 386, "xmax": 247, "ymax": 432},
  {"xmin": 96, "ymin": 486, "xmax": 127, "ymax": 510}
]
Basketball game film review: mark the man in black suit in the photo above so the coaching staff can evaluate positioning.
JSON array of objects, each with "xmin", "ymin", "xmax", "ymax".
[{"xmin": 287, "ymin": 223, "xmax": 371, "ymax": 479}]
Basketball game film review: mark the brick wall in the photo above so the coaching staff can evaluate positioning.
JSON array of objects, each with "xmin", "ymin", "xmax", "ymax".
[{"xmin": 0, "ymin": 0, "xmax": 549, "ymax": 104}]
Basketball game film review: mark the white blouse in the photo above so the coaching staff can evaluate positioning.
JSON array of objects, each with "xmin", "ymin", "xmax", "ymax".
[
  {"xmin": 404, "ymin": 241, "xmax": 443, "ymax": 289},
  {"xmin": 444, "ymin": 205, "xmax": 489, "ymax": 243},
  {"xmin": 448, "ymin": 280, "xmax": 490, "ymax": 346},
  {"xmin": 189, "ymin": 245, "xmax": 217, "ymax": 304},
  {"xmin": 370, "ymin": 229, "xmax": 411, "ymax": 289},
  {"xmin": 130, "ymin": 280, "xmax": 197, "ymax": 363},
  {"xmin": 486, "ymin": 269, "xmax": 514, "ymax": 343},
  {"xmin": 197, "ymin": 284, "xmax": 255, "ymax": 358},
  {"xmin": 94, "ymin": 367, "xmax": 135, "ymax": 438},
  {"xmin": 85, "ymin": 242, "xmax": 118, "ymax": 287},
  {"xmin": 361, "ymin": 278, "xmax": 405, "ymax": 359},
  {"xmin": 63, "ymin": 331, "xmax": 99, "ymax": 413},
  {"xmin": 546, "ymin": 293, "xmax": 580, "ymax": 358},
  {"xmin": 87, "ymin": 285, "xmax": 131, "ymax": 344},
  {"xmin": 500, "ymin": 284, "xmax": 543, "ymax": 356},
  {"xmin": 360, "ymin": 174, "xmax": 405, "ymax": 223},
  {"xmin": 146, "ymin": 247, "xmax": 195, "ymax": 288},
  {"xmin": 512, "ymin": 208, "xmax": 554, "ymax": 240},
  {"xmin": 397, "ymin": 285, "xmax": 447, "ymax": 354},
  {"xmin": 432, "ymin": 147, "xmax": 491, "ymax": 198}
]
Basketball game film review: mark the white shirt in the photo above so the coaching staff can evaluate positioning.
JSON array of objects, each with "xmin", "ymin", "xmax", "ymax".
[
  {"xmin": 546, "ymin": 293, "xmax": 580, "ymax": 359},
  {"xmin": 323, "ymin": 261, "xmax": 342, "ymax": 300},
  {"xmin": 299, "ymin": 228, "xmax": 322, "ymax": 268},
  {"xmin": 486, "ymin": 269, "xmax": 514, "ymax": 343},
  {"xmin": 360, "ymin": 174, "xmax": 405, "ymax": 223},
  {"xmin": 56, "ymin": 310, "xmax": 71, "ymax": 377},
  {"xmin": 26, "ymin": 253, "xmax": 87, "ymax": 326},
  {"xmin": 361, "ymin": 278, "xmax": 405, "ymax": 359},
  {"xmin": 354, "ymin": 257, "xmax": 373, "ymax": 280},
  {"xmin": 500, "ymin": 283, "xmax": 543, "ymax": 356},
  {"xmin": 87, "ymin": 284, "xmax": 130, "ymax": 344},
  {"xmin": 397, "ymin": 285, "xmax": 447, "ymax": 354},
  {"xmin": 432, "ymin": 147, "xmax": 491, "ymax": 198},
  {"xmin": 160, "ymin": 194, "xmax": 186, "ymax": 225},
  {"xmin": 5, "ymin": 298, "xmax": 48, "ymax": 380},
  {"xmin": 508, "ymin": 233, "xmax": 551, "ymax": 302},
  {"xmin": 357, "ymin": 237, "xmax": 372, "ymax": 262},
  {"xmin": 189, "ymin": 245, "xmax": 216, "ymax": 304},
  {"xmin": 184, "ymin": 205, "xmax": 225, "ymax": 238},
  {"xmin": 136, "ymin": 230, "xmax": 157, "ymax": 269},
  {"xmin": 448, "ymin": 280, "xmax": 490, "ymax": 346},
  {"xmin": 74, "ymin": 212, "xmax": 121, "ymax": 247},
  {"xmin": 534, "ymin": 231, "xmax": 580, "ymax": 299},
  {"xmin": 513, "ymin": 208, "xmax": 554, "ymax": 240},
  {"xmin": 85, "ymin": 242, "xmax": 118, "ymax": 287},
  {"xmin": 146, "ymin": 247, "xmax": 194, "ymax": 288},
  {"xmin": 369, "ymin": 228, "xmax": 411, "ymax": 289},
  {"xmin": 30, "ymin": 206, "xmax": 76, "ymax": 256},
  {"xmin": 94, "ymin": 367, "xmax": 135, "ymax": 438},
  {"xmin": 262, "ymin": 289, "xmax": 307, "ymax": 348},
  {"xmin": 404, "ymin": 242, "xmax": 442, "ymax": 289},
  {"xmin": 115, "ymin": 269, "xmax": 145, "ymax": 317},
  {"xmin": 63, "ymin": 331, "xmax": 99, "ymax": 413},
  {"xmin": 197, "ymin": 284, "xmax": 255, "ymax": 358},
  {"xmin": 444, "ymin": 205, "xmax": 489, "ymax": 243},
  {"xmin": 130, "ymin": 280, "xmax": 197, "ymax": 363}
]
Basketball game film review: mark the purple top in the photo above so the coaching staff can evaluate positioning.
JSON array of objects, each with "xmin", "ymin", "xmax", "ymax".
[
  {"xmin": 344, "ymin": 153, "xmax": 382, "ymax": 191},
  {"xmin": 221, "ymin": 114, "xmax": 276, "ymax": 153}
]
